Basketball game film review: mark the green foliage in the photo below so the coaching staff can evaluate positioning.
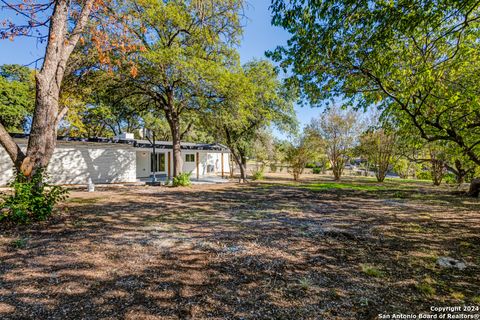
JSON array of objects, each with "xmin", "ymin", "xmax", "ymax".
[
  {"xmin": 285, "ymin": 136, "xmax": 316, "ymax": 181},
  {"xmin": 312, "ymin": 167, "xmax": 321, "ymax": 174},
  {"xmin": 251, "ymin": 168, "xmax": 265, "ymax": 181},
  {"xmin": 201, "ymin": 60, "xmax": 297, "ymax": 181},
  {"xmin": 417, "ymin": 171, "xmax": 432, "ymax": 181},
  {"xmin": 306, "ymin": 106, "xmax": 360, "ymax": 180},
  {"xmin": 269, "ymin": 163, "xmax": 278, "ymax": 173},
  {"xmin": 1, "ymin": 170, "xmax": 69, "ymax": 224},
  {"xmin": 172, "ymin": 172, "xmax": 192, "ymax": 187},
  {"xmin": 443, "ymin": 173, "xmax": 457, "ymax": 185},
  {"xmin": 0, "ymin": 64, "xmax": 35, "ymax": 132},
  {"xmin": 269, "ymin": 0, "xmax": 480, "ymax": 168}
]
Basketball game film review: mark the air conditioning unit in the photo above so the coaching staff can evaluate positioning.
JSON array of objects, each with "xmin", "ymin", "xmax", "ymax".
[{"xmin": 115, "ymin": 132, "xmax": 135, "ymax": 140}]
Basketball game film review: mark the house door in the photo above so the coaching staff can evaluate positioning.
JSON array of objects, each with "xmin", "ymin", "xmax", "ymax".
[{"xmin": 150, "ymin": 152, "xmax": 166, "ymax": 174}]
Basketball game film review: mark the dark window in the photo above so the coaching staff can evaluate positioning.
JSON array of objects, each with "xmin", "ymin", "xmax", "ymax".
[
  {"xmin": 151, "ymin": 153, "xmax": 166, "ymax": 172},
  {"xmin": 185, "ymin": 154, "xmax": 195, "ymax": 162}
]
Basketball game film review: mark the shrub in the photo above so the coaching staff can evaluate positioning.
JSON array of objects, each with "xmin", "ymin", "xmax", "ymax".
[
  {"xmin": 172, "ymin": 172, "xmax": 192, "ymax": 187},
  {"xmin": 269, "ymin": 163, "xmax": 277, "ymax": 173},
  {"xmin": 417, "ymin": 170, "xmax": 432, "ymax": 181},
  {"xmin": 0, "ymin": 170, "xmax": 69, "ymax": 224},
  {"xmin": 312, "ymin": 167, "xmax": 321, "ymax": 174},
  {"xmin": 251, "ymin": 168, "xmax": 265, "ymax": 181},
  {"xmin": 443, "ymin": 172, "xmax": 457, "ymax": 184}
]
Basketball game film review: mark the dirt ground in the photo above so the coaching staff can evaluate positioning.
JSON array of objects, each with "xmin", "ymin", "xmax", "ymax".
[{"xmin": 0, "ymin": 175, "xmax": 479, "ymax": 319}]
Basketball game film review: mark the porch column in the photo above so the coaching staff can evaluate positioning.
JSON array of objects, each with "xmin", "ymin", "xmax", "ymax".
[
  {"xmin": 221, "ymin": 152, "xmax": 224, "ymax": 178},
  {"xmin": 196, "ymin": 152, "xmax": 200, "ymax": 180},
  {"xmin": 168, "ymin": 151, "xmax": 171, "ymax": 179}
]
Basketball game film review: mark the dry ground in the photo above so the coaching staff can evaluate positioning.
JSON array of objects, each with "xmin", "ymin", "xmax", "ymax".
[{"xmin": 0, "ymin": 175, "xmax": 479, "ymax": 319}]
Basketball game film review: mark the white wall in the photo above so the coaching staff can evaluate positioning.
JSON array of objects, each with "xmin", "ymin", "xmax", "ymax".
[
  {"xmin": 0, "ymin": 141, "xmax": 137, "ymax": 186},
  {"xmin": 136, "ymin": 150, "xmax": 151, "ymax": 178},
  {"xmin": 187, "ymin": 151, "xmax": 230, "ymax": 178},
  {"xmin": 0, "ymin": 141, "xmax": 231, "ymax": 185}
]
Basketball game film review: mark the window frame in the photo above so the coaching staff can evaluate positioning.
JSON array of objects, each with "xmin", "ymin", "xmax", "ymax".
[{"xmin": 185, "ymin": 154, "xmax": 195, "ymax": 162}]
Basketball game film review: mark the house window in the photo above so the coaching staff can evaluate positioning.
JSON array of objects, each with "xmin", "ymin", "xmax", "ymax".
[
  {"xmin": 185, "ymin": 154, "xmax": 195, "ymax": 162},
  {"xmin": 151, "ymin": 153, "xmax": 166, "ymax": 172}
]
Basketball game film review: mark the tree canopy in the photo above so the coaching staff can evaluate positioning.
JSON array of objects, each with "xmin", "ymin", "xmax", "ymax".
[
  {"xmin": 0, "ymin": 65, "xmax": 35, "ymax": 132},
  {"xmin": 269, "ymin": 0, "xmax": 480, "ymax": 169}
]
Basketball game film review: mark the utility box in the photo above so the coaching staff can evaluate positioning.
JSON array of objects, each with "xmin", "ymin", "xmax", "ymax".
[{"xmin": 115, "ymin": 132, "xmax": 135, "ymax": 140}]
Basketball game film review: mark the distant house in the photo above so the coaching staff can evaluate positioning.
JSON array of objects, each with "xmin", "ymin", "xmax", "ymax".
[{"xmin": 0, "ymin": 134, "xmax": 231, "ymax": 186}]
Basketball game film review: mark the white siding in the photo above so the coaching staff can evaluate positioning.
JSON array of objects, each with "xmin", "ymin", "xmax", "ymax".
[
  {"xmin": 185, "ymin": 151, "xmax": 230, "ymax": 178},
  {"xmin": 0, "ymin": 141, "xmax": 137, "ymax": 186},
  {"xmin": 136, "ymin": 151, "xmax": 151, "ymax": 178}
]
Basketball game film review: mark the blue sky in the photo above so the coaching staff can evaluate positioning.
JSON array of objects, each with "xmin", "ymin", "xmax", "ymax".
[{"xmin": 0, "ymin": 0, "xmax": 321, "ymax": 135}]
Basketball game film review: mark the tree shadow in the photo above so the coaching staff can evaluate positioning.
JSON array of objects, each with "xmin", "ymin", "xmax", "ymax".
[{"xmin": 0, "ymin": 183, "xmax": 479, "ymax": 319}]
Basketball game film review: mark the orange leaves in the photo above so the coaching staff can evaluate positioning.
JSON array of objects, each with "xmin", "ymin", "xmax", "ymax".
[{"xmin": 130, "ymin": 64, "xmax": 138, "ymax": 78}]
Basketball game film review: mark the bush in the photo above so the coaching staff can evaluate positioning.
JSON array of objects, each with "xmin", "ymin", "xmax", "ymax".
[
  {"xmin": 312, "ymin": 167, "xmax": 321, "ymax": 174},
  {"xmin": 172, "ymin": 172, "xmax": 192, "ymax": 187},
  {"xmin": 251, "ymin": 169, "xmax": 265, "ymax": 181},
  {"xmin": 417, "ymin": 170, "xmax": 432, "ymax": 181},
  {"xmin": 0, "ymin": 170, "xmax": 69, "ymax": 224},
  {"xmin": 269, "ymin": 163, "xmax": 277, "ymax": 173},
  {"xmin": 443, "ymin": 172, "xmax": 457, "ymax": 184}
]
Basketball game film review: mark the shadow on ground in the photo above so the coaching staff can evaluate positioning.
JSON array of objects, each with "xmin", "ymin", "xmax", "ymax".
[{"xmin": 1, "ymin": 180, "xmax": 479, "ymax": 319}]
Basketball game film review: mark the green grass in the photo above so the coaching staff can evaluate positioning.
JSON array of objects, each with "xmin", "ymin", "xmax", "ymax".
[
  {"xmin": 416, "ymin": 277, "xmax": 437, "ymax": 296},
  {"xmin": 11, "ymin": 237, "xmax": 28, "ymax": 249},
  {"xmin": 303, "ymin": 182, "xmax": 387, "ymax": 192},
  {"xmin": 298, "ymin": 277, "xmax": 313, "ymax": 290},
  {"xmin": 360, "ymin": 264, "xmax": 385, "ymax": 277}
]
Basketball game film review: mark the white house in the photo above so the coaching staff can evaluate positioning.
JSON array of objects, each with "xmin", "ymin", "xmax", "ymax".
[{"xmin": 0, "ymin": 134, "xmax": 231, "ymax": 186}]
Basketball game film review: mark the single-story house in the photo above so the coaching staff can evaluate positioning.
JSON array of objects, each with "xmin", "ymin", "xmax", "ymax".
[{"xmin": 0, "ymin": 134, "xmax": 231, "ymax": 186}]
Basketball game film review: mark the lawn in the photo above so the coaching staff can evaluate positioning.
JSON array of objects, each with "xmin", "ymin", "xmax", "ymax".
[{"xmin": 0, "ymin": 176, "xmax": 479, "ymax": 319}]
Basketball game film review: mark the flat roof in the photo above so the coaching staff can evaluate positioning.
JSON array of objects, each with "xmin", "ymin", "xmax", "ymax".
[{"xmin": 10, "ymin": 134, "xmax": 230, "ymax": 152}]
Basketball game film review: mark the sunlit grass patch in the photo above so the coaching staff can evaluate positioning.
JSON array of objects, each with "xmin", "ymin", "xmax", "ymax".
[
  {"xmin": 416, "ymin": 277, "xmax": 437, "ymax": 296},
  {"xmin": 450, "ymin": 292, "xmax": 465, "ymax": 301},
  {"xmin": 302, "ymin": 182, "xmax": 387, "ymax": 192},
  {"xmin": 402, "ymin": 222, "xmax": 426, "ymax": 233},
  {"xmin": 360, "ymin": 264, "xmax": 385, "ymax": 277}
]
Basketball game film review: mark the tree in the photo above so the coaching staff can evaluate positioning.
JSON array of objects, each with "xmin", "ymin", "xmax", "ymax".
[
  {"xmin": 358, "ymin": 129, "xmax": 397, "ymax": 182},
  {"xmin": 0, "ymin": 0, "xmax": 128, "ymax": 176},
  {"xmin": 203, "ymin": 60, "xmax": 296, "ymax": 182},
  {"xmin": 0, "ymin": 65, "xmax": 35, "ymax": 132},
  {"xmin": 269, "ymin": 0, "xmax": 480, "ymax": 195},
  {"xmin": 308, "ymin": 106, "xmax": 359, "ymax": 180},
  {"xmin": 285, "ymin": 130, "xmax": 318, "ymax": 181},
  {"xmin": 118, "ymin": 0, "xmax": 243, "ymax": 177}
]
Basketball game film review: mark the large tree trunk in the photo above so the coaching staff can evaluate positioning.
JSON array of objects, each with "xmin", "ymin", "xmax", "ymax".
[
  {"xmin": 454, "ymin": 160, "xmax": 467, "ymax": 184},
  {"xmin": 332, "ymin": 162, "xmax": 342, "ymax": 181},
  {"xmin": 468, "ymin": 178, "xmax": 480, "ymax": 197},
  {"xmin": 430, "ymin": 159, "xmax": 445, "ymax": 186},
  {"xmin": 376, "ymin": 161, "xmax": 388, "ymax": 182},
  {"xmin": 169, "ymin": 119, "xmax": 183, "ymax": 177},
  {"xmin": 230, "ymin": 150, "xmax": 247, "ymax": 183},
  {"xmin": 0, "ymin": 0, "xmax": 93, "ymax": 179}
]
